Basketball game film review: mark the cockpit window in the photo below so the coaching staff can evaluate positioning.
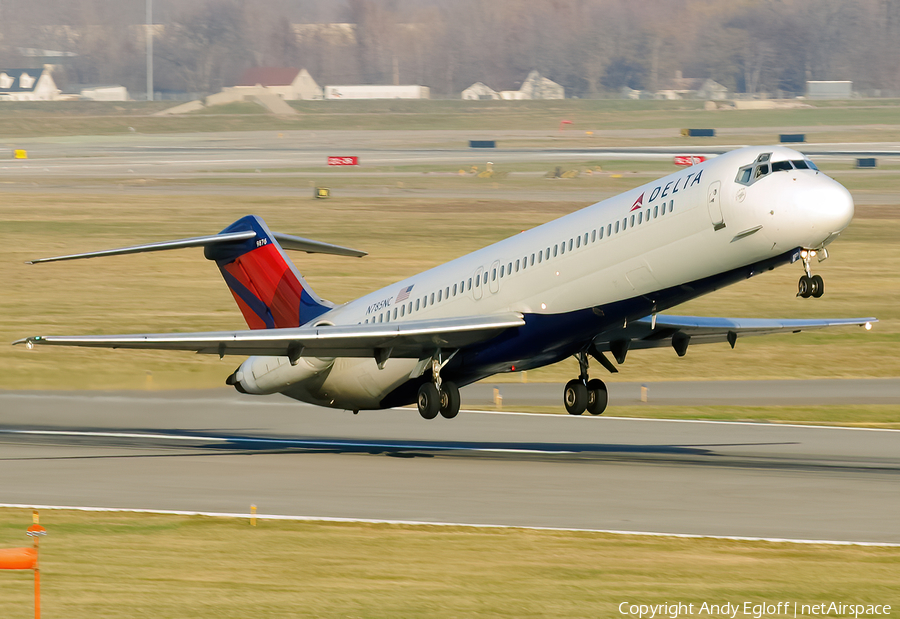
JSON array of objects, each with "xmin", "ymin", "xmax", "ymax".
[
  {"xmin": 772, "ymin": 161, "xmax": 793, "ymax": 172},
  {"xmin": 736, "ymin": 166, "xmax": 752, "ymax": 185},
  {"xmin": 754, "ymin": 163, "xmax": 770, "ymax": 179},
  {"xmin": 806, "ymin": 159, "xmax": 818, "ymax": 170},
  {"xmin": 791, "ymin": 160, "xmax": 809, "ymax": 169}
]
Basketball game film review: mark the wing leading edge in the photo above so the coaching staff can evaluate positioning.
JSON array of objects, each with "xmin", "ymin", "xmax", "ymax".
[{"xmin": 14, "ymin": 313, "xmax": 526, "ymax": 359}]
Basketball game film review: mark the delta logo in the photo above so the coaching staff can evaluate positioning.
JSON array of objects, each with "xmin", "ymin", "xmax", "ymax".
[{"xmin": 629, "ymin": 169, "xmax": 704, "ymax": 211}]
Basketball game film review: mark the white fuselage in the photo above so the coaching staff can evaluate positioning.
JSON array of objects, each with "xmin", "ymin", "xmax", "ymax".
[{"xmin": 237, "ymin": 145, "xmax": 854, "ymax": 409}]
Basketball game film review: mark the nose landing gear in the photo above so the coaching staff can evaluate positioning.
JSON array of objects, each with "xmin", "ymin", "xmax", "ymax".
[
  {"xmin": 797, "ymin": 250, "xmax": 825, "ymax": 299},
  {"xmin": 564, "ymin": 351, "xmax": 608, "ymax": 416}
]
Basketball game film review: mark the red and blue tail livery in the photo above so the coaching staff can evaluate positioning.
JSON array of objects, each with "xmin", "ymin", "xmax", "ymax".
[{"xmin": 204, "ymin": 216, "xmax": 333, "ymax": 329}]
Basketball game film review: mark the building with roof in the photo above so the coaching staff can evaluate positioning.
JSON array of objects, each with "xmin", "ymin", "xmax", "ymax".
[
  {"xmin": 0, "ymin": 67, "xmax": 60, "ymax": 101},
  {"xmin": 228, "ymin": 67, "xmax": 322, "ymax": 100},
  {"xmin": 462, "ymin": 70, "xmax": 564, "ymax": 100},
  {"xmin": 656, "ymin": 71, "xmax": 728, "ymax": 100}
]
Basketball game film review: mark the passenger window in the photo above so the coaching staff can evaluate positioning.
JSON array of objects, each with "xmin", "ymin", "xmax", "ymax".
[
  {"xmin": 559, "ymin": 243, "xmax": 564, "ymax": 255},
  {"xmin": 416, "ymin": 299, "xmax": 420, "ymax": 311},
  {"xmin": 445, "ymin": 286, "xmax": 450, "ymax": 298},
  {"xmin": 507, "ymin": 262, "xmax": 512, "ymax": 274},
  {"xmin": 546, "ymin": 248, "xmax": 550, "ymax": 260},
  {"xmin": 607, "ymin": 224, "xmax": 612, "ymax": 236},
  {"xmin": 630, "ymin": 215, "xmax": 635, "ymax": 227},
  {"xmin": 400, "ymin": 305, "xmax": 405, "ymax": 317},
  {"xmin": 553, "ymin": 245, "xmax": 558, "ymax": 257},
  {"xmin": 515, "ymin": 259, "xmax": 520, "ymax": 272},
  {"xmin": 537, "ymin": 252, "xmax": 542, "ymax": 263},
  {"xmin": 530, "ymin": 254, "xmax": 535, "ymax": 266},
  {"xmin": 431, "ymin": 293, "xmax": 435, "ymax": 304},
  {"xmin": 591, "ymin": 230, "xmax": 596, "ymax": 242},
  {"xmin": 638, "ymin": 212, "xmax": 642, "ymax": 224},
  {"xmin": 654, "ymin": 205, "xmax": 658, "ymax": 218},
  {"xmin": 475, "ymin": 276, "xmax": 480, "ymax": 287},
  {"xmin": 408, "ymin": 302, "xmax": 412, "ymax": 313},
  {"xmin": 392, "ymin": 308, "xmax": 397, "ymax": 320},
  {"xmin": 615, "ymin": 221, "xmax": 620, "ymax": 233},
  {"xmin": 484, "ymin": 272, "xmax": 489, "ymax": 284},
  {"xmin": 492, "ymin": 269, "xmax": 496, "ymax": 281},
  {"xmin": 599, "ymin": 227, "xmax": 603, "ymax": 239},
  {"xmin": 623, "ymin": 218, "xmax": 628, "ymax": 230},
  {"xmin": 576, "ymin": 236, "xmax": 581, "ymax": 248},
  {"xmin": 438, "ymin": 290, "xmax": 442, "ymax": 302},
  {"xmin": 568, "ymin": 239, "xmax": 573, "ymax": 251},
  {"xmin": 670, "ymin": 200, "xmax": 675, "ymax": 212},
  {"xmin": 453, "ymin": 283, "xmax": 458, "ymax": 295},
  {"xmin": 646, "ymin": 209, "xmax": 650, "ymax": 221},
  {"xmin": 584, "ymin": 232, "xmax": 589, "ymax": 245},
  {"xmin": 500, "ymin": 266, "xmax": 504, "ymax": 277},
  {"xmin": 661, "ymin": 203, "xmax": 666, "ymax": 215}
]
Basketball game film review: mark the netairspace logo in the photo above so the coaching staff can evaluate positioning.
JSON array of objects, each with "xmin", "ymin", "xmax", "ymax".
[{"xmin": 618, "ymin": 601, "xmax": 892, "ymax": 619}]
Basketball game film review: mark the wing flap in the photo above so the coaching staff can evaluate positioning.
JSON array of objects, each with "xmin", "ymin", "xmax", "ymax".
[
  {"xmin": 593, "ymin": 314, "xmax": 877, "ymax": 352},
  {"xmin": 14, "ymin": 313, "xmax": 525, "ymax": 358}
]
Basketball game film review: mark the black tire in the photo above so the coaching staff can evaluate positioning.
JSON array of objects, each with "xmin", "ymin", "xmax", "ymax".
[
  {"xmin": 564, "ymin": 379, "xmax": 588, "ymax": 415},
  {"xmin": 811, "ymin": 274, "xmax": 824, "ymax": 298},
  {"xmin": 586, "ymin": 378, "xmax": 608, "ymax": 416},
  {"xmin": 417, "ymin": 382, "xmax": 440, "ymax": 420},
  {"xmin": 439, "ymin": 381, "xmax": 461, "ymax": 419},
  {"xmin": 798, "ymin": 275, "xmax": 812, "ymax": 298}
]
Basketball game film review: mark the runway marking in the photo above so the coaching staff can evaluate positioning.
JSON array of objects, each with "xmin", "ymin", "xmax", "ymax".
[
  {"xmin": 0, "ymin": 429, "xmax": 575, "ymax": 455},
  {"xmin": 1, "ymin": 503, "xmax": 897, "ymax": 548},
  {"xmin": 456, "ymin": 409, "xmax": 900, "ymax": 432}
]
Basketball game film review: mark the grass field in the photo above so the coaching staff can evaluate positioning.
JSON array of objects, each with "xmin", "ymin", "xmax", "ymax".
[
  {"xmin": 0, "ymin": 99, "xmax": 898, "ymax": 138},
  {"xmin": 0, "ymin": 508, "xmax": 896, "ymax": 619}
]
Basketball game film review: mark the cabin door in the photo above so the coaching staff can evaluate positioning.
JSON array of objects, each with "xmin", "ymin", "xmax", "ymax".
[{"xmin": 707, "ymin": 181, "xmax": 725, "ymax": 230}]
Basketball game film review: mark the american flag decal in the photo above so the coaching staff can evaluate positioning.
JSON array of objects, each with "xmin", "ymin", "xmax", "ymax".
[{"xmin": 396, "ymin": 285, "xmax": 414, "ymax": 302}]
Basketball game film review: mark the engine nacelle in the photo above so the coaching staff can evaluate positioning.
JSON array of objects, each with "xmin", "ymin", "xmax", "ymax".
[{"xmin": 226, "ymin": 355, "xmax": 334, "ymax": 395}]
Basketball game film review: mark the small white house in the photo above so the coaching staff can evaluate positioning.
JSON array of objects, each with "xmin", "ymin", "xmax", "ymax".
[
  {"xmin": 461, "ymin": 82, "xmax": 499, "ymax": 100},
  {"xmin": 0, "ymin": 67, "xmax": 59, "ymax": 101},
  {"xmin": 462, "ymin": 70, "xmax": 564, "ymax": 100}
]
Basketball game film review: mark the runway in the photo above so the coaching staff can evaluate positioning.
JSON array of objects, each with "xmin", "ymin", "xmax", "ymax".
[{"xmin": 1, "ymin": 388, "xmax": 897, "ymax": 544}]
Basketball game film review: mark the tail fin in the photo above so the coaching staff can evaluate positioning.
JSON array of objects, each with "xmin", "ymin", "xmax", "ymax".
[{"xmin": 205, "ymin": 216, "xmax": 334, "ymax": 329}]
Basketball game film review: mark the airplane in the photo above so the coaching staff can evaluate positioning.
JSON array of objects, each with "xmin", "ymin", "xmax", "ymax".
[{"xmin": 15, "ymin": 145, "xmax": 876, "ymax": 419}]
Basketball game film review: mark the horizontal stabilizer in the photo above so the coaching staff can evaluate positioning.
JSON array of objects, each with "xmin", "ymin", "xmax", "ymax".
[
  {"xmin": 27, "ymin": 228, "xmax": 366, "ymax": 264},
  {"xmin": 14, "ymin": 312, "xmax": 525, "ymax": 358}
]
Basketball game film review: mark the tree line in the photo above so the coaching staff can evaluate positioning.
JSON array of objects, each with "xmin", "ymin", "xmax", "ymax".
[{"xmin": 1, "ymin": 0, "xmax": 898, "ymax": 98}]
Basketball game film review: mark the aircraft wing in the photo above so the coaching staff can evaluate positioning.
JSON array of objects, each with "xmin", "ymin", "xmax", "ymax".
[
  {"xmin": 13, "ymin": 313, "xmax": 525, "ymax": 359},
  {"xmin": 591, "ymin": 314, "xmax": 876, "ymax": 365}
]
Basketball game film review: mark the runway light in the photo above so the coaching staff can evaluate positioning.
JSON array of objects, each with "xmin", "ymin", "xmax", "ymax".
[{"xmin": 865, "ymin": 322, "xmax": 873, "ymax": 331}]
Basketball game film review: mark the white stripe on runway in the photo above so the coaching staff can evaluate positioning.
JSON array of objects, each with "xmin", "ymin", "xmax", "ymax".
[{"xmin": 1, "ymin": 503, "xmax": 897, "ymax": 548}]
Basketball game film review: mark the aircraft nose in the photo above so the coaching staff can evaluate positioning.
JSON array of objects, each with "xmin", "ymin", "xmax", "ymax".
[
  {"xmin": 780, "ymin": 177, "xmax": 855, "ymax": 248},
  {"xmin": 809, "ymin": 179, "xmax": 854, "ymax": 235}
]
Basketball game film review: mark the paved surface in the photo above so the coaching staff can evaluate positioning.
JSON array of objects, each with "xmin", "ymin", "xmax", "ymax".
[
  {"xmin": 463, "ymin": 378, "xmax": 900, "ymax": 407},
  {"xmin": 0, "ymin": 389, "xmax": 897, "ymax": 543}
]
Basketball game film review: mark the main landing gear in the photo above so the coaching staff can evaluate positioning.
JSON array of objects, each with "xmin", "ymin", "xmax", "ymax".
[
  {"xmin": 416, "ymin": 353, "xmax": 461, "ymax": 420},
  {"xmin": 564, "ymin": 351, "xmax": 608, "ymax": 416},
  {"xmin": 797, "ymin": 249, "xmax": 825, "ymax": 299}
]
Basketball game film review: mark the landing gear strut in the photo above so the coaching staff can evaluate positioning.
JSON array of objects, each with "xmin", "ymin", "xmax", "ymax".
[
  {"xmin": 564, "ymin": 351, "xmax": 608, "ymax": 416},
  {"xmin": 417, "ymin": 351, "xmax": 460, "ymax": 420},
  {"xmin": 797, "ymin": 250, "xmax": 825, "ymax": 299}
]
